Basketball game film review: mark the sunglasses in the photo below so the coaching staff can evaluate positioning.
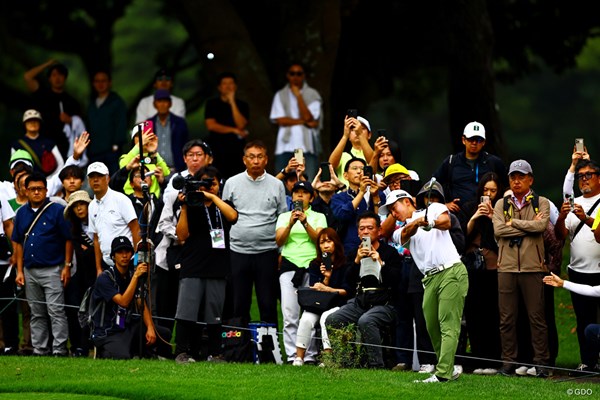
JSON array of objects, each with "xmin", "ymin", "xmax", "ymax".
[
  {"xmin": 575, "ymin": 172, "xmax": 598, "ymax": 181},
  {"xmin": 465, "ymin": 136, "xmax": 485, "ymax": 143},
  {"xmin": 288, "ymin": 71, "xmax": 304, "ymax": 77}
]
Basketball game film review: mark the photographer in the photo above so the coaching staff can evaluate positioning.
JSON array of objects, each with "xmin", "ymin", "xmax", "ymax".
[
  {"xmin": 173, "ymin": 166, "xmax": 237, "ymax": 364},
  {"xmin": 91, "ymin": 236, "xmax": 171, "ymax": 359},
  {"xmin": 275, "ymin": 181, "xmax": 327, "ymax": 363}
]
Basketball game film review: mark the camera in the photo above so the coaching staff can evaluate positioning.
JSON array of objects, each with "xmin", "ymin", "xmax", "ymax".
[
  {"xmin": 509, "ymin": 237, "xmax": 523, "ymax": 248},
  {"xmin": 172, "ymin": 174, "xmax": 213, "ymax": 207}
]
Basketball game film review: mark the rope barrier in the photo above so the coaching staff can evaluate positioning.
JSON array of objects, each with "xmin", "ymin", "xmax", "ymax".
[{"xmin": 0, "ymin": 295, "xmax": 598, "ymax": 379}]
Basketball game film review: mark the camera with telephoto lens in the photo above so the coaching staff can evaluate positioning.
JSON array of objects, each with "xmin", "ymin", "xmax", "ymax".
[
  {"xmin": 509, "ymin": 237, "xmax": 523, "ymax": 248},
  {"xmin": 172, "ymin": 174, "xmax": 213, "ymax": 207}
]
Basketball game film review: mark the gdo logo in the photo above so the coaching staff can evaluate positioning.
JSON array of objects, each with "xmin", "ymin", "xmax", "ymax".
[{"xmin": 222, "ymin": 330, "xmax": 242, "ymax": 338}]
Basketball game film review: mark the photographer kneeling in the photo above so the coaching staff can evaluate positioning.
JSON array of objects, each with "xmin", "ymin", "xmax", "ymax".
[
  {"xmin": 173, "ymin": 166, "xmax": 238, "ymax": 364},
  {"xmin": 92, "ymin": 236, "xmax": 172, "ymax": 359}
]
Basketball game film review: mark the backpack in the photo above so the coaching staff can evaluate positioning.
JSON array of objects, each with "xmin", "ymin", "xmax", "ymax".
[{"xmin": 78, "ymin": 269, "xmax": 117, "ymax": 333}]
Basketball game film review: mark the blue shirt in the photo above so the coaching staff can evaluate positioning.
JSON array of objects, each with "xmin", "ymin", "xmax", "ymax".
[
  {"xmin": 12, "ymin": 199, "xmax": 72, "ymax": 268},
  {"xmin": 330, "ymin": 189, "xmax": 373, "ymax": 255}
]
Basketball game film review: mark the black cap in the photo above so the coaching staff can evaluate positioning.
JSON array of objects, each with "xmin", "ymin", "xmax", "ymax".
[
  {"xmin": 110, "ymin": 236, "xmax": 134, "ymax": 258},
  {"xmin": 154, "ymin": 68, "xmax": 173, "ymax": 80},
  {"xmin": 291, "ymin": 181, "xmax": 314, "ymax": 196}
]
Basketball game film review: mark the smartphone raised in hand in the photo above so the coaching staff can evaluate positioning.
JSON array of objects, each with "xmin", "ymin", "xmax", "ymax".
[
  {"xmin": 320, "ymin": 162, "xmax": 331, "ymax": 182},
  {"xmin": 323, "ymin": 252, "xmax": 332, "ymax": 271},
  {"xmin": 347, "ymin": 109, "xmax": 358, "ymax": 118},
  {"xmin": 293, "ymin": 200, "xmax": 303, "ymax": 212},
  {"xmin": 575, "ymin": 138, "xmax": 585, "ymax": 153},
  {"xmin": 361, "ymin": 236, "xmax": 371, "ymax": 250},
  {"xmin": 363, "ymin": 165, "xmax": 374, "ymax": 180},
  {"xmin": 294, "ymin": 148, "xmax": 304, "ymax": 165}
]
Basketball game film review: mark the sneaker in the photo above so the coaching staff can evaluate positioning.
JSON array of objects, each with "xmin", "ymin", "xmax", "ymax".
[
  {"xmin": 71, "ymin": 348, "xmax": 87, "ymax": 358},
  {"xmin": 569, "ymin": 364, "xmax": 593, "ymax": 377},
  {"xmin": 392, "ymin": 362, "xmax": 409, "ymax": 371},
  {"xmin": 482, "ymin": 368, "xmax": 498, "ymax": 375},
  {"xmin": 515, "ymin": 366, "xmax": 529, "ymax": 376},
  {"xmin": 452, "ymin": 365, "xmax": 463, "ymax": 380},
  {"xmin": 527, "ymin": 367, "xmax": 548, "ymax": 378},
  {"xmin": 292, "ymin": 357, "xmax": 304, "ymax": 367},
  {"xmin": 2, "ymin": 347, "xmax": 18, "ymax": 356},
  {"xmin": 418, "ymin": 364, "xmax": 435, "ymax": 374},
  {"xmin": 414, "ymin": 374, "xmax": 441, "ymax": 383},
  {"xmin": 207, "ymin": 354, "xmax": 226, "ymax": 363},
  {"xmin": 175, "ymin": 353, "xmax": 196, "ymax": 365},
  {"xmin": 472, "ymin": 368, "xmax": 484, "ymax": 375}
]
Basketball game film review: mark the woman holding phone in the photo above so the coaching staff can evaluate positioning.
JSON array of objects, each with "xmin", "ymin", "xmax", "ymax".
[{"xmin": 293, "ymin": 228, "xmax": 350, "ymax": 366}]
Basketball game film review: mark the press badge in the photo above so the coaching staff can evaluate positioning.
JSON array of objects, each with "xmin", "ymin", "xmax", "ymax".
[{"xmin": 210, "ymin": 229, "xmax": 225, "ymax": 249}]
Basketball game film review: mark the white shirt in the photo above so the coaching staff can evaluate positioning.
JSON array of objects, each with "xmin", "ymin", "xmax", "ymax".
[
  {"xmin": 270, "ymin": 90, "xmax": 321, "ymax": 155},
  {"xmin": 564, "ymin": 280, "xmax": 600, "ymax": 297},
  {"xmin": 0, "ymin": 196, "xmax": 16, "ymax": 266},
  {"xmin": 394, "ymin": 202, "xmax": 461, "ymax": 275},
  {"xmin": 89, "ymin": 188, "xmax": 138, "ymax": 266},
  {"xmin": 565, "ymin": 192, "xmax": 600, "ymax": 273},
  {"xmin": 135, "ymin": 94, "xmax": 186, "ymax": 123}
]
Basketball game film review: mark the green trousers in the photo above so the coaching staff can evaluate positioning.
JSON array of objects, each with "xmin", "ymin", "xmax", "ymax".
[{"xmin": 422, "ymin": 263, "xmax": 469, "ymax": 379}]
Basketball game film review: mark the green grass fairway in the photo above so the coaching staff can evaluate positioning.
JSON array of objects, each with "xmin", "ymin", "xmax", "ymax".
[{"xmin": 0, "ymin": 356, "xmax": 597, "ymax": 400}]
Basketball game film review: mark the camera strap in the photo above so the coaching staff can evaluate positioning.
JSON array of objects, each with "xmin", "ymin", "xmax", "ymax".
[{"xmin": 572, "ymin": 197, "xmax": 600, "ymax": 240}]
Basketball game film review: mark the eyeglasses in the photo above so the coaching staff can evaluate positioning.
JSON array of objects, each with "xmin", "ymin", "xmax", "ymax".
[
  {"xmin": 27, "ymin": 186, "xmax": 46, "ymax": 192},
  {"xmin": 288, "ymin": 71, "xmax": 304, "ymax": 77},
  {"xmin": 348, "ymin": 166, "xmax": 364, "ymax": 171},
  {"xmin": 465, "ymin": 137, "xmax": 485, "ymax": 143},
  {"xmin": 132, "ymin": 174, "xmax": 142, "ymax": 179},
  {"xmin": 575, "ymin": 172, "xmax": 598, "ymax": 181},
  {"xmin": 245, "ymin": 154, "xmax": 266, "ymax": 161},
  {"xmin": 186, "ymin": 152, "xmax": 205, "ymax": 158}
]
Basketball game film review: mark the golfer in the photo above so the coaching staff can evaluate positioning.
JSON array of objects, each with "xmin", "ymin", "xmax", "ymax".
[{"xmin": 380, "ymin": 188, "xmax": 468, "ymax": 383}]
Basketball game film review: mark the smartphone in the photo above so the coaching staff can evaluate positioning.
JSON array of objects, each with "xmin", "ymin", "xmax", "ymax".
[
  {"xmin": 565, "ymin": 194, "xmax": 574, "ymax": 211},
  {"xmin": 294, "ymin": 148, "xmax": 304, "ymax": 165},
  {"xmin": 480, "ymin": 195, "xmax": 490, "ymax": 204},
  {"xmin": 293, "ymin": 200, "xmax": 303, "ymax": 212},
  {"xmin": 135, "ymin": 121, "xmax": 154, "ymax": 137},
  {"xmin": 376, "ymin": 129, "xmax": 387, "ymax": 139},
  {"xmin": 363, "ymin": 165, "xmax": 374, "ymax": 180},
  {"xmin": 323, "ymin": 252, "xmax": 332, "ymax": 271},
  {"xmin": 320, "ymin": 162, "xmax": 331, "ymax": 182},
  {"xmin": 575, "ymin": 138, "xmax": 584, "ymax": 153},
  {"xmin": 347, "ymin": 108, "xmax": 358, "ymax": 118},
  {"xmin": 361, "ymin": 236, "xmax": 371, "ymax": 250}
]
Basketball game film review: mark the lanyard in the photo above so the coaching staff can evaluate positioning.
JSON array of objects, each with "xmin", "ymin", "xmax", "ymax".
[{"xmin": 204, "ymin": 204, "xmax": 222, "ymax": 230}]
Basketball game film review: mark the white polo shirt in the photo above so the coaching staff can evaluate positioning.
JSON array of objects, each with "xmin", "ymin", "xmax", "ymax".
[{"xmin": 89, "ymin": 187, "xmax": 138, "ymax": 266}]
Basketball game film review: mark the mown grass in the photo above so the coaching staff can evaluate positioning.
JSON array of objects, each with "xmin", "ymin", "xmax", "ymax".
[{"xmin": 0, "ymin": 356, "xmax": 596, "ymax": 400}]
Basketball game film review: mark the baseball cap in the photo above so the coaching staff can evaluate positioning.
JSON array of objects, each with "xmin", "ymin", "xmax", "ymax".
[
  {"xmin": 87, "ymin": 162, "xmax": 109, "ymax": 176},
  {"xmin": 63, "ymin": 190, "xmax": 92, "ymax": 218},
  {"xmin": 9, "ymin": 149, "xmax": 34, "ymax": 170},
  {"xmin": 463, "ymin": 121, "xmax": 486, "ymax": 139},
  {"xmin": 383, "ymin": 163, "xmax": 410, "ymax": 182},
  {"xmin": 110, "ymin": 236, "xmax": 134, "ymax": 258},
  {"xmin": 23, "ymin": 109, "xmax": 43, "ymax": 123},
  {"xmin": 357, "ymin": 116, "xmax": 371, "ymax": 132},
  {"xmin": 291, "ymin": 181, "xmax": 314, "ymax": 196},
  {"xmin": 379, "ymin": 189, "xmax": 413, "ymax": 215},
  {"xmin": 416, "ymin": 181, "xmax": 446, "ymax": 208},
  {"xmin": 154, "ymin": 68, "xmax": 173, "ymax": 80},
  {"xmin": 154, "ymin": 89, "xmax": 171, "ymax": 101},
  {"xmin": 508, "ymin": 159, "xmax": 533, "ymax": 175}
]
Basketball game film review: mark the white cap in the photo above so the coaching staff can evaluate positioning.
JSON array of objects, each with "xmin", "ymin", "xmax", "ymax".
[
  {"xmin": 23, "ymin": 109, "xmax": 42, "ymax": 123},
  {"xmin": 379, "ymin": 189, "xmax": 413, "ymax": 215},
  {"xmin": 87, "ymin": 162, "xmax": 109, "ymax": 176},
  {"xmin": 463, "ymin": 121, "xmax": 486, "ymax": 139},
  {"xmin": 357, "ymin": 116, "xmax": 371, "ymax": 132}
]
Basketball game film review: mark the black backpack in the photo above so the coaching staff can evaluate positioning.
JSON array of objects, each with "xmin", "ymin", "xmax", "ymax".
[{"xmin": 78, "ymin": 269, "xmax": 117, "ymax": 334}]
